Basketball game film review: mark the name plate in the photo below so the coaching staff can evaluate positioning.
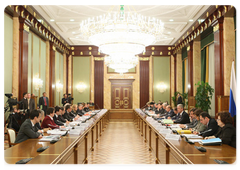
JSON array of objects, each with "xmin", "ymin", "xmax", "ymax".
[
  {"xmin": 165, "ymin": 134, "xmax": 180, "ymax": 141},
  {"xmin": 159, "ymin": 129, "xmax": 172, "ymax": 134}
]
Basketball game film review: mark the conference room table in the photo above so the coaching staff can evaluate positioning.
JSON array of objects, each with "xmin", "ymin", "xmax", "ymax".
[
  {"xmin": 4, "ymin": 109, "xmax": 110, "ymax": 164},
  {"xmin": 133, "ymin": 109, "xmax": 236, "ymax": 164}
]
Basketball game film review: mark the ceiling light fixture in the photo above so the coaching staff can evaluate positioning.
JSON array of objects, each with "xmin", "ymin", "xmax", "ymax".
[
  {"xmin": 189, "ymin": 19, "xmax": 193, "ymax": 22},
  {"xmin": 79, "ymin": 5, "xmax": 164, "ymax": 74},
  {"xmin": 50, "ymin": 19, "xmax": 55, "ymax": 22},
  {"xmin": 169, "ymin": 19, "xmax": 174, "ymax": 21},
  {"xmin": 70, "ymin": 19, "xmax": 75, "ymax": 21}
]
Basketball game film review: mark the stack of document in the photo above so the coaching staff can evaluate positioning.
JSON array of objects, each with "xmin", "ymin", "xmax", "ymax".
[
  {"xmin": 199, "ymin": 138, "xmax": 222, "ymax": 146},
  {"xmin": 40, "ymin": 135, "xmax": 60, "ymax": 141},
  {"xmin": 47, "ymin": 129, "xmax": 68, "ymax": 135}
]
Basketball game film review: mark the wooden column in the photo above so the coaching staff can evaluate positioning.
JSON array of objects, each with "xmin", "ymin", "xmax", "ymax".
[
  {"xmin": 188, "ymin": 41, "xmax": 194, "ymax": 96},
  {"xmin": 49, "ymin": 42, "xmax": 56, "ymax": 107},
  {"xmin": 18, "ymin": 17, "xmax": 31, "ymax": 100},
  {"xmin": 140, "ymin": 60, "xmax": 150, "ymax": 108},
  {"xmin": 66, "ymin": 53, "xmax": 69, "ymax": 95},
  {"xmin": 212, "ymin": 17, "xmax": 224, "ymax": 118},
  {"xmin": 94, "ymin": 60, "xmax": 104, "ymax": 109},
  {"xmin": 173, "ymin": 54, "xmax": 177, "ymax": 97}
]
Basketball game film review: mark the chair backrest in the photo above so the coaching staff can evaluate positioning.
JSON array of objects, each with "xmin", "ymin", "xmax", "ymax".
[{"xmin": 7, "ymin": 128, "xmax": 16, "ymax": 147}]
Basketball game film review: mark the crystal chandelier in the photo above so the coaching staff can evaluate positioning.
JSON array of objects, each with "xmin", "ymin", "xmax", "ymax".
[{"xmin": 79, "ymin": 5, "xmax": 164, "ymax": 73}]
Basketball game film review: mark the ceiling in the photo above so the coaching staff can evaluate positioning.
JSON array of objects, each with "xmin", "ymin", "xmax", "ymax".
[{"xmin": 33, "ymin": 5, "xmax": 210, "ymax": 46}]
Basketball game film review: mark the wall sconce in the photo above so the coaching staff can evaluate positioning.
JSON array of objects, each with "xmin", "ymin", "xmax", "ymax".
[
  {"xmin": 156, "ymin": 82, "xmax": 167, "ymax": 93},
  {"xmin": 56, "ymin": 81, "xmax": 63, "ymax": 92},
  {"xmin": 76, "ymin": 82, "xmax": 87, "ymax": 93},
  {"xmin": 33, "ymin": 74, "xmax": 43, "ymax": 91}
]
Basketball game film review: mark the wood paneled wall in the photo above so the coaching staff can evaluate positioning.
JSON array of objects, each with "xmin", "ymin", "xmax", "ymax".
[
  {"xmin": 49, "ymin": 42, "xmax": 56, "ymax": 107},
  {"xmin": 18, "ymin": 18, "xmax": 31, "ymax": 99},
  {"xmin": 94, "ymin": 60, "xmax": 104, "ymax": 109},
  {"xmin": 140, "ymin": 60, "xmax": 149, "ymax": 108}
]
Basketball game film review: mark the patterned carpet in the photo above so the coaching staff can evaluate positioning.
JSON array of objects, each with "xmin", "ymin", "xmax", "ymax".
[{"xmin": 88, "ymin": 122, "xmax": 155, "ymax": 164}]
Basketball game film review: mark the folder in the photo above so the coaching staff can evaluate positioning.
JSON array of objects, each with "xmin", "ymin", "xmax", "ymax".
[{"xmin": 199, "ymin": 138, "xmax": 222, "ymax": 146}]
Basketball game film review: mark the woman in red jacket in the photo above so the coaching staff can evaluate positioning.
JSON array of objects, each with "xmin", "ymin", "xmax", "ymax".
[{"xmin": 41, "ymin": 107, "xmax": 64, "ymax": 129}]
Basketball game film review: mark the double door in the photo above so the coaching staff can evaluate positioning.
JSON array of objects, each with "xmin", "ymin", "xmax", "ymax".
[{"xmin": 111, "ymin": 85, "xmax": 132, "ymax": 109}]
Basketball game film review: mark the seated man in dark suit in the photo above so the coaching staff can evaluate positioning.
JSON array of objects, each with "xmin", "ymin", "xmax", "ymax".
[
  {"xmin": 199, "ymin": 112, "xmax": 219, "ymax": 138},
  {"xmin": 58, "ymin": 107, "xmax": 68, "ymax": 123},
  {"xmin": 174, "ymin": 104, "xmax": 190, "ymax": 124},
  {"xmin": 179, "ymin": 108, "xmax": 198, "ymax": 129},
  {"xmin": 53, "ymin": 106, "xmax": 66, "ymax": 126},
  {"xmin": 63, "ymin": 104, "xmax": 74, "ymax": 121},
  {"xmin": 167, "ymin": 107, "xmax": 179, "ymax": 120},
  {"xmin": 15, "ymin": 109, "xmax": 46, "ymax": 143},
  {"xmin": 165, "ymin": 105, "xmax": 175, "ymax": 119},
  {"xmin": 41, "ymin": 107, "xmax": 64, "ymax": 129}
]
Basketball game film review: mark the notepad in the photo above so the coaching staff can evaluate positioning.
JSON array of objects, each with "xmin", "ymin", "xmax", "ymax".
[
  {"xmin": 199, "ymin": 138, "xmax": 222, "ymax": 146},
  {"xmin": 181, "ymin": 134, "xmax": 203, "ymax": 139},
  {"xmin": 39, "ymin": 135, "xmax": 60, "ymax": 141}
]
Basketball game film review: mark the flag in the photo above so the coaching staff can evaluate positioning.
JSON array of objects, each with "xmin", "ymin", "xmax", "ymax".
[{"xmin": 229, "ymin": 61, "xmax": 236, "ymax": 117}]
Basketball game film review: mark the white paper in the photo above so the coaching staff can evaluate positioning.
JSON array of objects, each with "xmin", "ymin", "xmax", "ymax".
[
  {"xmin": 182, "ymin": 134, "xmax": 203, "ymax": 139},
  {"xmin": 47, "ymin": 129, "xmax": 67, "ymax": 135},
  {"xmin": 188, "ymin": 139, "xmax": 203, "ymax": 143},
  {"xmin": 159, "ymin": 129, "xmax": 172, "ymax": 134},
  {"xmin": 165, "ymin": 134, "xmax": 180, "ymax": 141}
]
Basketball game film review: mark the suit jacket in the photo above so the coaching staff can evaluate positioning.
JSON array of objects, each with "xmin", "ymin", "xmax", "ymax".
[
  {"xmin": 27, "ymin": 98, "xmax": 35, "ymax": 112},
  {"xmin": 174, "ymin": 111, "xmax": 190, "ymax": 124},
  {"xmin": 84, "ymin": 107, "xmax": 91, "ymax": 112},
  {"xmin": 186, "ymin": 118, "xmax": 198, "ymax": 128},
  {"xmin": 53, "ymin": 114, "xmax": 64, "ymax": 126},
  {"xmin": 19, "ymin": 98, "xmax": 28, "ymax": 110},
  {"xmin": 39, "ymin": 96, "xmax": 49, "ymax": 108},
  {"xmin": 77, "ymin": 109, "xmax": 84, "ymax": 116},
  {"xmin": 58, "ymin": 115, "xmax": 67, "ymax": 123},
  {"xmin": 41, "ymin": 115, "xmax": 59, "ymax": 129},
  {"xmin": 171, "ymin": 113, "xmax": 180, "ymax": 120},
  {"xmin": 214, "ymin": 123, "xmax": 236, "ymax": 148},
  {"xmin": 177, "ymin": 96, "xmax": 183, "ymax": 104},
  {"xmin": 165, "ymin": 109, "xmax": 175, "ymax": 119},
  {"xmin": 63, "ymin": 111, "xmax": 72, "ymax": 121},
  {"xmin": 201, "ymin": 118, "xmax": 219, "ymax": 137},
  {"xmin": 15, "ymin": 119, "xmax": 41, "ymax": 143},
  {"xmin": 62, "ymin": 98, "xmax": 70, "ymax": 106}
]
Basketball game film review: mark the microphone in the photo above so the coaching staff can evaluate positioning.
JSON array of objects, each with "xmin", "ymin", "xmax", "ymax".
[
  {"xmin": 198, "ymin": 129, "xmax": 212, "ymax": 136},
  {"xmin": 95, "ymin": 103, "xmax": 100, "ymax": 110},
  {"xmin": 140, "ymin": 104, "xmax": 147, "ymax": 110}
]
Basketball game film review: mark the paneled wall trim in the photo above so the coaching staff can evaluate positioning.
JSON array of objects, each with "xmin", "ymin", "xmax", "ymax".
[
  {"xmin": 5, "ymin": 6, "xmax": 70, "ymax": 54},
  {"xmin": 70, "ymin": 45, "xmax": 174, "ymax": 58},
  {"xmin": 173, "ymin": 5, "xmax": 234, "ymax": 54}
]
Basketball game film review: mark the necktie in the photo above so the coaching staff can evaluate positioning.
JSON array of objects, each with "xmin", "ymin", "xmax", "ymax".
[{"xmin": 44, "ymin": 97, "xmax": 47, "ymax": 106}]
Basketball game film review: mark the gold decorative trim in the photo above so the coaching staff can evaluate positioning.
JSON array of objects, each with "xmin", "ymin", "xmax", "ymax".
[
  {"xmin": 152, "ymin": 52, "xmax": 154, "ymax": 55},
  {"xmin": 187, "ymin": 46, "xmax": 190, "ymax": 51},
  {"xmin": 94, "ymin": 57, "xmax": 104, "ymax": 61},
  {"xmin": 151, "ymin": 47, "xmax": 155, "ymax": 50},
  {"xmin": 71, "ymin": 47, "xmax": 74, "ymax": 50},
  {"xmin": 23, "ymin": 24, "xmax": 29, "ymax": 32},
  {"xmin": 139, "ymin": 57, "xmax": 149, "ymax": 61},
  {"xmin": 89, "ymin": 51, "xmax": 92, "ymax": 55},
  {"xmin": 168, "ymin": 47, "xmax": 171, "ymax": 50},
  {"xmin": 213, "ymin": 23, "xmax": 219, "ymax": 32},
  {"xmin": 80, "ymin": 51, "xmax": 83, "ymax": 55},
  {"xmin": 52, "ymin": 46, "xmax": 56, "ymax": 51},
  {"xmin": 168, "ymin": 52, "xmax": 171, "ymax": 55},
  {"xmin": 89, "ymin": 47, "xmax": 92, "ymax": 50},
  {"xmin": 72, "ymin": 51, "xmax": 74, "ymax": 55},
  {"xmin": 15, "ymin": 6, "xmax": 18, "ymax": 12},
  {"xmin": 218, "ymin": 10, "xmax": 221, "ymax": 18},
  {"xmin": 160, "ymin": 52, "xmax": 162, "ymax": 55}
]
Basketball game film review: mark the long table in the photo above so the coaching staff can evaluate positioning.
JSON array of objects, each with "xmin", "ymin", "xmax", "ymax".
[
  {"xmin": 134, "ymin": 109, "xmax": 236, "ymax": 164},
  {"xmin": 5, "ymin": 109, "xmax": 110, "ymax": 164}
]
